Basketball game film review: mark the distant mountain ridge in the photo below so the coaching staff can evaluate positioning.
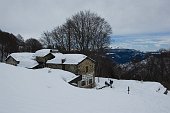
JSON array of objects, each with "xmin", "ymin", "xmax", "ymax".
[
  {"xmin": 105, "ymin": 48, "xmax": 146, "ymax": 64},
  {"xmin": 110, "ymin": 33, "xmax": 170, "ymax": 52}
]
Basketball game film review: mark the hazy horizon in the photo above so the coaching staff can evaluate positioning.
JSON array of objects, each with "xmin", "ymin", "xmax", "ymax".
[{"xmin": 110, "ymin": 33, "xmax": 170, "ymax": 52}]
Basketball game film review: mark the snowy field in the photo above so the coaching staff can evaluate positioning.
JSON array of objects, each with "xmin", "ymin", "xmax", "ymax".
[{"xmin": 0, "ymin": 63, "xmax": 170, "ymax": 113}]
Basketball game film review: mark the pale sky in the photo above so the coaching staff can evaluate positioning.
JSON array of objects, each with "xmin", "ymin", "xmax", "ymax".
[{"xmin": 1, "ymin": 0, "xmax": 170, "ymax": 39}]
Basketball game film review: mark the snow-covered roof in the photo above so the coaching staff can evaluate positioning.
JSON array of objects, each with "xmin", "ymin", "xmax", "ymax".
[
  {"xmin": 34, "ymin": 49, "xmax": 52, "ymax": 57},
  {"xmin": 34, "ymin": 49, "xmax": 59, "ymax": 58},
  {"xmin": 8, "ymin": 52, "xmax": 38, "ymax": 68},
  {"xmin": 63, "ymin": 54, "xmax": 87, "ymax": 64},
  {"xmin": 47, "ymin": 53, "xmax": 87, "ymax": 65},
  {"xmin": 47, "ymin": 53, "xmax": 65, "ymax": 64},
  {"xmin": 9, "ymin": 53, "xmax": 34, "ymax": 61}
]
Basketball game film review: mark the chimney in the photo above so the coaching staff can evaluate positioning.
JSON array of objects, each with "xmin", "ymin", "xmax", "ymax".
[{"xmin": 61, "ymin": 59, "xmax": 66, "ymax": 64}]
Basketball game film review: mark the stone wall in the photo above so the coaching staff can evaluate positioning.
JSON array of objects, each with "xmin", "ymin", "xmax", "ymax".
[
  {"xmin": 6, "ymin": 57, "xmax": 18, "ymax": 66},
  {"xmin": 46, "ymin": 63, "xmax": 62, "ymax": 69},
  {"xmin": 36, "ymin": 53, "xmax": 55, "ymax": 63},
  {"xmin": 78, "ymin": 58, "xmax": 95, "ymax": 75},
  {"xmin": 46, "ymin": 58, "xmax": 95, "ymax": 76},
  {"xmin": 65, "ymin": 64, "xmax": 78, "ymax": 74}
]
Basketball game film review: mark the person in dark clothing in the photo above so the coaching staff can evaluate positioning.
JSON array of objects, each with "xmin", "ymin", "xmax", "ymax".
[
  {"xmin": 105, "ymin": 81, "xmax": 110, "ymax": 86},
  {"xmin": 110, "ymin": 80, "xmax": 113, "ymax": 88}
]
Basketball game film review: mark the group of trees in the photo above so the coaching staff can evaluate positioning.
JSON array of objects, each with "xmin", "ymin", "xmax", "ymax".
[
  {"xmin": 0, "ymin": 30, "xmax": 42, "ymax": 62},
  {"xmin": 16, "ymin": 34, "xmax": 42, "ymax": 52},
  {"xmin": 41, "ymin": 11, "xmax": 112, "ymax": 53},
  {"xmin": 133, "ymin": 51, "xmax": 170, "ymax": 83},
  {"xmin": 25, "ymin": 38, "xmax": 42, "ymax": 52},
  {"xmin": 0, "ymin": 30, "xmax": 18, "ymax": 61}
]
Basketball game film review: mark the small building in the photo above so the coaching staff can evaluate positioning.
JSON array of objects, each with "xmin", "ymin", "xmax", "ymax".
[
  {"xmin": 33, "ymin": 49, "xmax": 55, "ymax": 67},
  {"xmin": 47, "ymin": 53, "xmax": 95, "ymax": 88},
  {"xmin": 5, "ymin": 52, "xmax": 39, "ymax": 69}
]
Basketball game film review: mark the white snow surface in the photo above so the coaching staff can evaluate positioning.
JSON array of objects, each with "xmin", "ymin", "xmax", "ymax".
[
  {"xmin": 0, "ymin": 63, "xmax": 170, "ymax": 113},
  {"xmin": 17, "ymin": 60, "xmax": 38, "ymax": 69},
  {"xmin": 34, "ymin": 49, "xmax": 52, "ymax": 57},
  {"xmin": 63, "ymin": 54, "xmax": 87, "ymax": 64},
  {"xmin": 47, "ymin": 53, "xmax": 87, "ymax": 64},
  {"xmin": 47, "ymin": 53, "xmax": 65, "ymax": 64},
  {"xmin": 8, "ymin": 52, "xmax": 35, "ymax": 61},
  {"xmin": 8, "ymin": 52, "xmax": 38, "ymax": 68}
]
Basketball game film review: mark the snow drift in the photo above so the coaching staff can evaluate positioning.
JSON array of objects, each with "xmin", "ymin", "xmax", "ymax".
[{"xmin": 0, "ymin": 63, "xmax": 169, "ymax": 113}]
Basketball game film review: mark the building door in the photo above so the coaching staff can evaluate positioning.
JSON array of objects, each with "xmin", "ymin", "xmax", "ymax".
[{"xmin": 86, "ymin": 66, "xmax": 88, "ymax": 73}]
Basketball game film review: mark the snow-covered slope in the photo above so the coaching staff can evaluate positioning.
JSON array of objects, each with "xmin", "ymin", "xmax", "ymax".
[
  {"xmin": 105, "ymin": 49, "xmax": 145, "ymax": 64},
  {"xmin": 0, "ymin": 63, "xmax": 170, "ymax": 113}
]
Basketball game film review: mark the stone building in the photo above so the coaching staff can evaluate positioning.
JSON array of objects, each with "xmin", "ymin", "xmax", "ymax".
[
  {"xmin": 33, "ymin": 49, "xmax": 55, "ymax": 67},
  {"xmin": 47, "ymin": 53, "xmax": 95, "ymax": 88},
  {"xmin": 5, "ymin": 52, "xmax": 39, "ymax": 69}
]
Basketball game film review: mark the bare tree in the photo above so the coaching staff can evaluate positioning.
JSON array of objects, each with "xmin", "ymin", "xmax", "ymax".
[
  {"xmin": 25, "ymin": 38, "xmax": 42, "ymax": 52},
  {"xmin": 40, "ymin": 31, "xmax": 54, "ymax": 49},
  {"xmin": 43, "ymin": 10, "xmax": 112, "ymax": 53},
  {"xmin": 51, "ymin": 26, "xmax": 69, "ymax": 51}
]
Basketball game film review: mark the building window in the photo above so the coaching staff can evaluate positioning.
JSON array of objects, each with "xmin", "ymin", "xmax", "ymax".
[
  {"xmin": 81, "ymin": 81, "xmax": 86, "ymax": 86},
  {"xmin": 89, "ymin": 79, "xmax": 93, "ymax": 84},
  {"xmin": 86, "ymin": 66, "xmax": 88, "ymax": 73}
]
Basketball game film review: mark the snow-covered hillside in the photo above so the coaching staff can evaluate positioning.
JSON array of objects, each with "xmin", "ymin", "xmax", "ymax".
[{"xmin": 0, "ymin": 63, "xmax": 170, "ymax": 113}]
